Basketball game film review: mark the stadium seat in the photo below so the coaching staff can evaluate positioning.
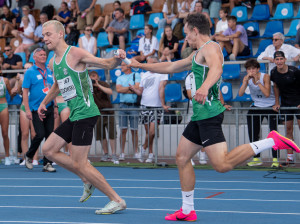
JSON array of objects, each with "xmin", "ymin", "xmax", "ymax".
[
  {"xmin": 156, "ymin": 28, "xmax": 164, "ymax": 42},
  {"xmin": 15, "ymin": 52, "xmax": 26, "ymax": 66},
  {"xmin": 249, "ymin": 4, "xmax": 270, "ymax": 21},
  {"xmin": 109, "ymin": 68, "xmax": 122, "ymax": 83},
  {"xmin": 148, "ymin": 13, "xmax": 163, "ymax": 29},
  {"xmin": 253, "ymin": 39, "xmax": 272, "ymax": 57},
  {"xmin": 271, "ymin": 3, "xmax": 294, "ymax": 20},
  {"xmin": 129, "ymin": 14, "xmax": 145, "ymax": 30},
  {"xmin": 112, "ymin": 93, "xmax": 120, "ymax": 104},
  {"xmin": 294, "ymin": 6, "xmax": 300, "ymax": 18},
  {"xmin": 97, "ymin": 32, "xmax": 110, "ymax": 48},
  {"xmin": 28, "ymin": 52, "xmax": 34, "ymax": 63},
  {"xmin": 233, "ymin": 84, "xmax": 252, "ymax": 102},
  {"xmin": 91, "ymin": 69, "xmax": 106, "ymax": 81},
  {"xmin": 236, "ymin": 41, "xmax": 253, "ymax": 60},
  {"xmin": 261, "ymin": 20, "xmax": 284, "ymax": 38},
  {"xmin": 222, "ymin": 64, "xmax": 240, "ymax": 80},
  {"xmin": 243, "ymin": 22, "xmax": 260, "ymax": 38},
  {"xmin": 220, "ymin": 82, "xmax": 233, "ymax": 102},
  {"xmin": 285, "ymin": 19, "xmax": 300, "ymax": 37},
  {"xmin": 46, "ymin": 51, "xmax": 54, "ymax": 65},
  {"xmin": 169, "ymin": 71, "xmax": 188, "ymax": 81},
  {"xmin": 131, "ymin": 29, "xmax": 145, "ymax": 44},
  {"xmin": 230, "ymin": 6, "xmax": 248, "ymax": 22},
  {"xmin": 165, "ymin": 83, "xmax": 182, "ymax": 103},
  {"xmin": 259, "ymin": 63, "xmax": 267, "ymax": 73}
]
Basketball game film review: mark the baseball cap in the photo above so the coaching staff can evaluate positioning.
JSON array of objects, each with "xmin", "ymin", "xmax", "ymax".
[{"xmin": 273, "ymin": 51, "xmax": 285, "ymax": 59}]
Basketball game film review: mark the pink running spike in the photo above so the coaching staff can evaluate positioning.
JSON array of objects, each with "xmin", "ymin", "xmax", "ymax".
[
  {"xmin": 165, "ymin": 208, "xmax": 197, "ymax": 221},
  {"xmin": 267, "ymin": 131, "xmax": 300, "ymax": 153}
]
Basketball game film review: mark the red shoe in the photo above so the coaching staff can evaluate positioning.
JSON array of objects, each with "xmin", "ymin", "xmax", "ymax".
[
  {"xmin": 267, "ymin": 131, "xmax": 300, "ymax": 153},
  {"xmin": 165, "ymin": 208, "xmax": 197, "ymax": 221}
]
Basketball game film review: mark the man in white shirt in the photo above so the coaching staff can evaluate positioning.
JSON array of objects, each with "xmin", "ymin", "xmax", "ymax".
[
  {"xmin": 129, "ymin": 56, "xmax": 169, "ymax": 163},
  {"xmin": 257, "ymin": 32, "xmax": 300, "ymax": 71}
]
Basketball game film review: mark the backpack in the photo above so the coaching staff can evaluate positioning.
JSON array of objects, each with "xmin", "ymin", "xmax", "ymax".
[
  {"xmin": 41, "ymin": 4, "xmax": 55, "ymax": 20},
  {"xmin": 131, "ymin": 0, "xmax": 152, "ymax": 15}
]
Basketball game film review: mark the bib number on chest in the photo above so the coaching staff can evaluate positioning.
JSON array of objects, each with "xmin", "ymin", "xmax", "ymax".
[{"xmin": 57, "ymin": 77, "xmax": 77, "ymax": 101}]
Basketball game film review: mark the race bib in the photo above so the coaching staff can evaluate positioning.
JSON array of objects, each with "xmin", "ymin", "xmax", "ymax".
[
  {"xmin": 190, "ymin": 72, "xmax": 196, "ymax": 98},
  {"xmin": 57, "ymin": 77, "xmax": 77, "ymax": 101}
]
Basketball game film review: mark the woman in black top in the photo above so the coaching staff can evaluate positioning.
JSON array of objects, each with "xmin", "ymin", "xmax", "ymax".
[
  {"xmin": 159, "ymin": 25, "xmax": 179, "ymax": 62},
  {"xmin": 0, "ymin": 5, "xmax": 16, "ymax": 37}
]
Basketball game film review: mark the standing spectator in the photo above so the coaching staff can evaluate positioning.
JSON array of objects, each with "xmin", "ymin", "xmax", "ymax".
[
  {"xmin": 216, "ymin": 15, "xmax": 250, "ymax": 61},
  {"xmin": 271, "ymin": 51, "xmax": 300, "ymax": 166},
  {"xmin": 13, "ymin": 62, "xmax": 39, "ymax": 166},
  {"xmin": 159, "ymin": 25, "xmax": 179, "ymax": 62},
  {"xmin": 92, "ymin": 0, "xmax": 121, "ymax": 33},
  {"xmin": 134, "ymin": 25, "xmax": 159, "ymax": 63},
  {"xmin": 53, "ymin": 2, "xmax": 71, "ymax": 27},
  {"xmin": 106, "ymin": 8, "xmax": 129, "ymax": 50},
  {"xmin": 0, "ymin": 57, "xmax": 17, "ymax": 165},
  {"xmin": 28, "ymin": 13, "xmax": 49, "ymax": 57},
  {"xmin": 238, "ymin": 59, "xmax": 279, "ymax": 167},
  {"xmin": 89, "ymin": 71, "xmax": 118, "ymax": 164},
  {"xmin": 22, "ymin": 48, "xmax": 57, "ymax": 172},
  {"xmin": 158, "ymin": 0, "xmax": 180, "ymax": 30},
  {"xmin": 211, "ymin": 8, "xmax": 228, "ymax": 40},
  {"xmin": 76, "ymin": 0, "xmax": 96, "ymax": 32},
  {"xmin": 258, "ymin": 32, "xmax": 300, "ymax": 71},
  {"xmin": 2, "ymin": 45, "xmax": 23, "ymax": 87},
  {"xmin": 14, "ymin": 16, "xmax": 35, "ymax": 61},
  {"xmin": 78, "ymin": 25, "xmax": 97, "ymax": 55},
  {"xmin": 129, "ymin": 56, "xmax": 169, "ymax": 163},
  {"xmin": 193, "ymin": 1, "xmax": 212, "ymax": 28},
  {"xmin": 116, "ymin": 62, "xmax": 141, "ymax": 162},
  {"xmin": 0, "ymin": 5, "xmax": 16, "ymax": 37}
]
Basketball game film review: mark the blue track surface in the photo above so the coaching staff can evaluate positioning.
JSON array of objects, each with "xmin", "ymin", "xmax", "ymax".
[{"xmin": 0, "ymin": 165, "xmax": 300, "ymax": 223}]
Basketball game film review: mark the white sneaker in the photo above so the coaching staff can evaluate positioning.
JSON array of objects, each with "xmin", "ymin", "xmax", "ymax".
[
  {"xmin": 199, "ymin": 151, "xmax": 207, "ymax": 165},
  {"xmin": 119, "ymin": 153, "xmax": 125, "ymax": 161},
  {"xmin": 135, "ymin": 152, "xmax": 143, "ymax": 163},
  {"xmin": 4, "ymin": 157, "xmax": 11, "ymax": 165},
  {"xmin": 19, "ymin": 160, "xmax": 25, "ymax": 166},
  {"xmin": 32, "ymin": 160, "xmax": 39, "ymax": 166},
  {"xmin": 79, "ymin": 183, "xmax": 95, "ymax": 203},
  {"xmin": 111, "ymin": 154, "xmax": 119, "ymax": 165},
  {"xmin": 42, "ymin": 163, "xmax": 56, "ymax": 172},
  {"xmin": 52, "ymin": 162, "xmax": 57, "ymax": 166},
  {"xmin": 95, "ymin": 199, "xmax": 126, "ymax": 215},
  {"xmin": 145, "ymin": 153, "xmax": 154, "ymax": 163},
  {"xmin": 140, "ymin": 145, "xmax": 147, "ymax": 156}
]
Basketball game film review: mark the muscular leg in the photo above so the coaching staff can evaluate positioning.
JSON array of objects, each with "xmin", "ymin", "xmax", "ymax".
[
  {"xmin": 20, "ymin": 110, "xmax": 30, "ymax": 157},
  {"xmin": 42, "ymin": 133, "xmax": 122, "ymax": 202},
  {"xmin": 232, "ymin": 38, "xmax": 245, "ymax": 57},
  {"xmin": 0, "ymin": 108, "xmax": 10, "ymax": 157},
  {"xmin": 107, "ymin": 32, "xmax": 114, "ymax": 45},
  {"xmin": 120, "ymin": 128, "xmax": 127, "ymax": 154}
]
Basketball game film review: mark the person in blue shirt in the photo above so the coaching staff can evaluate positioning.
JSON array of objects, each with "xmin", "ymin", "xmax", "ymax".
[
  {"xmin": 116, "ymin": 61, "xmax": 141, "ymax": 162},
  {"xmin": 53, "ymin": 2, "xmax": 71, "ymax": 27},
  {"xmin": 22, "ymin": 48, "xmax": 57, "ymax": 172}
]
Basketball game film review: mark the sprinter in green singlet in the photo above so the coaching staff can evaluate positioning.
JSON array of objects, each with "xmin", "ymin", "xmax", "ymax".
[
  {"xmin": 37, "ymin": 20, "xmax": 126, "ymax": 215},
  {"xmin": 130, "ymin": 13, "xmax": 300, "ymax": 222}
]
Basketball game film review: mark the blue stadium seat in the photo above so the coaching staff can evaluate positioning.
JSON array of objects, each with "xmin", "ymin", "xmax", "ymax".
[
  {"xmin": 131, "ymin": 29, "xmax": 145, "ymax": 44},
  {"xmin": 284, "ymin": 37, "xmax": 295, "ymax": 45},
  {"xmin": 97, "ymin": 32, "xmax": 110, "ymax": 48},
  {"xmin": 148, "ymin": 13, "xmax": 163, "ymax": 29},
  {"xmin": 156, "ymin": 28, "xmax": 164, "ymax": 42},
  {"xmin": 249, "ymin": 4, "xmax": 270, "ymax": 21},
  {"xmin": 222, "ymin": 64, "xmax": 240, "ymax": 80},
  {"xmin": 165, "ymin": 83, "xmax": 182, "ymax": 103},
  {"xmin": 109, "ymin": 68, "xmax": 122, "ymax": 83},
  {"xmin": 15, "ymin": 52, "xmax": 26, "ymax": 66},
  {"xmin": 169, "ymin": 71, "xmax": 188, "ymax": 81},
  {"xmin": 261, "ymin": 20, "xmax": 284, "ymax": 38},
  {"xmin": 112, "ymin": 93, "xmax": 120, "ymax": 104},
  {"xmin": 220, "ymin": 82, "xmax": 233, "ymax": 102},
  {"xmin": 253, "ymin": 39, "xmax": 272, "ymax": 57},
  {"xmin": 243, "ymin": 22, "xmax": 260, "ymax": 38},
  {"xmin": 236, "ymin": 41, "xmax": 253, "ymax": 60},
  {"xmin": 91, "ymin": 69, "xmax": 106, "ymax": 81},
  {"xmin": 259, "ymin": 63, "xmax": 267, "ymax": 73},
  {"xmin": 230, "ymin": 6, "xmax": 248, "ymax": 22},
  {"xmin": 285, "ymin": 19, "xmax": 300, "ymax": 37},
  {"xmin": 28, "ymin": 52, "xmax": 34, "ymax": 63},
  {"xmin": 46, "ymin": 51, "xmax": 54, "ymax": 65},
  {"xmin": 129, "ymin": 14, "xmax": 145, "ymax": 30},
  {"xmin": 271, "ymin": 3, "xmax": 294, "ymax": 20},
  {"xmin": 233, "ymin": 83, "xmax": 252, "ymax": 102},
  {"xmin": 294, "ymin": 7, "xmax": 300, "ymax": 18}
]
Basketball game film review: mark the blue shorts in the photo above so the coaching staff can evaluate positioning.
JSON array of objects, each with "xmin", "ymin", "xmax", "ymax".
[
  {"xmin": 119, "ymin": 103, "xmax": 139, "ymax": 130},
  {"xmin": 209, "ymin": 1, "xmax": 222, "ymax": 19}
]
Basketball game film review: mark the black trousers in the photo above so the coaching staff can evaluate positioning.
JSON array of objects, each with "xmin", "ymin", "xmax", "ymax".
[
  {"xmin": 26, "ymin": 107, "xmax": 54, "ymax": 165},
  {"xmin": 247, "ymin": 107, "xmax": 279, "ymax": 158}
]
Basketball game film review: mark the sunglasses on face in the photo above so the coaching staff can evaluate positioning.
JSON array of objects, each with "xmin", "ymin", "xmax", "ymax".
[
  {"xmin": 85, "ymin": 29, "xmax": 92, "ymax": 32},
  {"xmin": 4, "ymin": 49, "xmax": 11, "ymax": 52},
  {"xmin": 272, "ymin": 38, "xmax": 281, "ymax": 42}
]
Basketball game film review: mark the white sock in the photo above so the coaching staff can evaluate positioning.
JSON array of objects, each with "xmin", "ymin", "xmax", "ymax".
[
  {"xmin": 182, "ymin": 190, "xmax": 194, "ymax": 214},
  {"xmin": 250, "ymin": 138, "xmax": 275, "ymax": 155}
]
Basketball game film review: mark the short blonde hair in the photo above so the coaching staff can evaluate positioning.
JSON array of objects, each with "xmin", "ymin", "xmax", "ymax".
[{"xmin": 43, "ymin": 20, "xmax": 65, "ymax": 37}]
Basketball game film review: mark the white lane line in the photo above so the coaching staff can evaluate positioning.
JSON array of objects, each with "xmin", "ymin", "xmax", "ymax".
[
  {"xmin": 0, "ymin": 206, "xmax": 300, "ymax": 216},
  {"xmin": 0, "ymin": 185, "xmax": 299, "ymax": 192},
  {"xmin": 0, "ymin": 222, "xmax": 121, "ymax": 224},
  {"xmin": 0, "ymin": 178, "xmax": 300, "ymax": 184},
  {"xmin": 1, "ymin": 194, "xmax": 300, "ymax": 202}
]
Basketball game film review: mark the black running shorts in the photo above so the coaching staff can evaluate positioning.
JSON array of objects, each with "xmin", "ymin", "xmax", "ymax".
[
  {"xmin": 182, "ymin": 113, "xmax": 226, "ymax": 147},
  {"xmin": 54, "ymin": 116, "xmax": 98, "ymax": 146}
]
